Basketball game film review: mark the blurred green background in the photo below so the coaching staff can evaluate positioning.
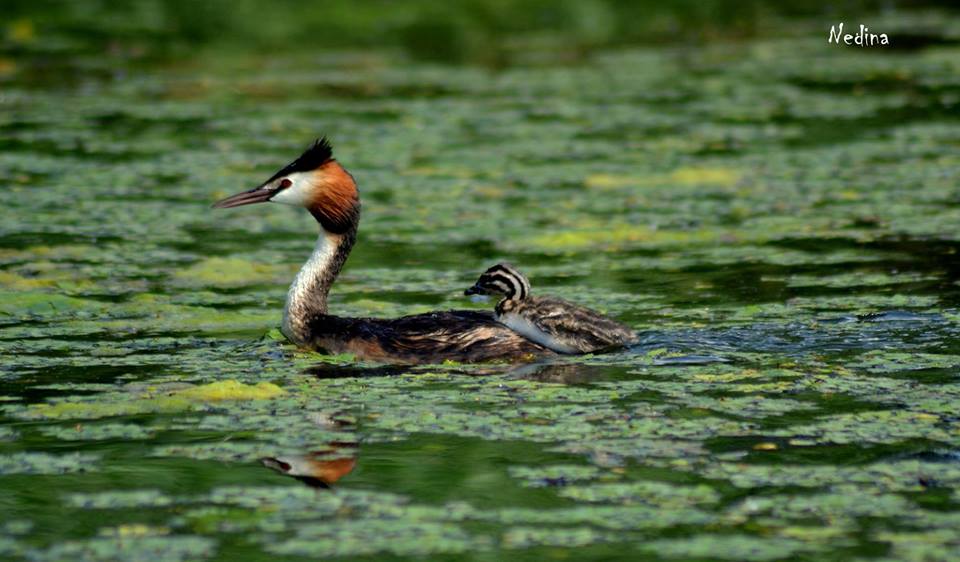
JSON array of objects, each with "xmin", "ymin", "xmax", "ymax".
[{"xmin": 4, "ymin": 0, "xmax": 960, "ymax": 67}]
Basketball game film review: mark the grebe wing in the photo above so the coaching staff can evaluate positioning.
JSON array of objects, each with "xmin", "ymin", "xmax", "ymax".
[
  {"xmin": 526, "ymin": 297, "xmax": 638, "ymax": 349},
  {"xmin": 377, "ymin": 310, "xmax": 553, "ymax": 355},
  {"xmin": 307, "ymin": 309, "xmax": 553, "ymax": 364}
]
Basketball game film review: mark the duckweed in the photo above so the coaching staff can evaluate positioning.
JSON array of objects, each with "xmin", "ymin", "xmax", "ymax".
[{"xmin": 2, "ymin": 9, "xmax": 960, "ymax": 561}]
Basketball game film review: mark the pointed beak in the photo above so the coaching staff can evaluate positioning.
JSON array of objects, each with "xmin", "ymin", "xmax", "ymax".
[
  {"xmin": 212, "ymin": 184, "xmax": 278, "ymax": 209},
  {"xmin": 464, "ymin": 284, "xmax": 484, "ymax": 296}
]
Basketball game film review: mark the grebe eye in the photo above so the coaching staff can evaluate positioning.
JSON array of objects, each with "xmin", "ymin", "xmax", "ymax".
[{"xmin": 280, "ymin": 178, "xmax": 293, "ymax": 189}]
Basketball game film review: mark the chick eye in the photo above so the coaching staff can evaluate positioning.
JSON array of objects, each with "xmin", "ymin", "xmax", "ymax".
[{"xmin": 280, "ymin": 178, "xmax": 293, "ymax": 189}]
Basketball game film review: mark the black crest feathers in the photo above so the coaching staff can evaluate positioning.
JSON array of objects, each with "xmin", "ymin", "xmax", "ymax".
[{"xmin": 265, "ymin": 137, "xmax": 334, "ymax": 184}]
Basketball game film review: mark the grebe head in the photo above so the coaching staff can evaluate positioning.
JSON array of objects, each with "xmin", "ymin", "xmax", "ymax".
[
  {"xmin": 213, "ymin": 137, "xmax": 360, "ymax": 233},
  {"xmin": 464, "ymin": 263, "xmax": 531, "ymax": 301}
]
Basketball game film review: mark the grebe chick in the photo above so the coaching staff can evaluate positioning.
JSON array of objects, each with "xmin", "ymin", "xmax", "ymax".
[
  {"xmin": 213, "ymin": 138, "xmax": 553, "ymax": 364},
  {"xmin": 464, "ymin": 263, "xmax": 637, "ymax": 354}
]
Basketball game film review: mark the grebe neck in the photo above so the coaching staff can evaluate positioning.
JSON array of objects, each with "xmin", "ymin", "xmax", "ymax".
[
  {"xmin": 282, "ymin": 223, "xmax": 357, "ymax": 344},
  {"xmin": 495, "ymin": 297, "xmax": 521, "ymax": 316}
]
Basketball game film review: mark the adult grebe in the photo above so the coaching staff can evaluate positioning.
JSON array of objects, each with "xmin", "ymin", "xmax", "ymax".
[
  {"xmin": 465, "ymin": 263, "xmax": 638, "ymax": 354},
  {"xmin": 213, "ymin": 139, "xmax": 553, "ymax": 364}
]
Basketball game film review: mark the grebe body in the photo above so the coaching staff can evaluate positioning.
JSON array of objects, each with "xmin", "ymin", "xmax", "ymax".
[
  {"xmin": 465, "ymin": 263, "xmax": 638, "ymax": 354},
  {"xmin": 213, "ymin": 139, "xmax": 552, "ymax": 364}
]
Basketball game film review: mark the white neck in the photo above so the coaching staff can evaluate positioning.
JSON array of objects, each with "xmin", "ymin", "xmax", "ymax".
[{"xmin": 282, "ymin": 232, "xmax": 339, "ymax": 344}]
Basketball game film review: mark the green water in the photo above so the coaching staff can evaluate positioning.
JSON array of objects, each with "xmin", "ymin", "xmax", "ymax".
[{"xmin": 3, "ymin": 10, "xmax": 960, "ymax": 562}]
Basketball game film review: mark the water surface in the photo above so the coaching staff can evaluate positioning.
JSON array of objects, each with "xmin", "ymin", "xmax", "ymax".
[{"xmin": 2, "ymin": 13, "xmax": 960, "ymax": 561}]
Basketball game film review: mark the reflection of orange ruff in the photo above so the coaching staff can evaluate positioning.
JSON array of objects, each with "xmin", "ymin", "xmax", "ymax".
[{"xmin": 262, "ymin": 443, "xmax": 358, "ymax": 488}]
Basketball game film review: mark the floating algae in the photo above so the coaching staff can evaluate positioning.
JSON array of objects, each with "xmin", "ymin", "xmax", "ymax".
[
  {"xmin": 0, "ymin": 451, "xmax": 100, "ymax": 475},
  {"xmin": 2, "ymin": 13, "xmax": 960, "ymax": 562},
  {"xmin": 11, "ymin": 380, "xmax": 284, "ymax": 420}
]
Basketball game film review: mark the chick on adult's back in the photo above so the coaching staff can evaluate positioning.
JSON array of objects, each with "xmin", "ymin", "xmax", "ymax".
[{"xmin": 464, "ymin": 263, "xmax": 637, "ymax": 354}]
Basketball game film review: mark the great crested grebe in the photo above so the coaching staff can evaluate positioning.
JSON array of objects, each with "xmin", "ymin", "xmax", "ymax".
[
  {"xmin": 213, "ymin": 138, "xmax": 553, "ymax": 364},
  {"xmin": 464, "ymin": 263, "xmax": 638, "ymax": 354}
]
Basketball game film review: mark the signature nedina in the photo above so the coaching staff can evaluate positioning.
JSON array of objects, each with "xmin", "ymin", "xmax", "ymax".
[{"xmin": 828, "ymin": 23, "xmax": 890, "ymax": 46}]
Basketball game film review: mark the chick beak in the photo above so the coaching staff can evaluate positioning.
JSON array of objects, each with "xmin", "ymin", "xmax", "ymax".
[
  {"xmin": 212, "ymin": 183, "xmax": 278, "ymax": 209},
  {"xmin": 464, "ymin": 285, "xmax": 484, "ymax": 296}
]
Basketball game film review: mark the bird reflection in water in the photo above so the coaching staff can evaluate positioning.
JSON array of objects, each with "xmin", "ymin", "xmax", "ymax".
[
  {"xmin": 266, "ymin": 361, "xmax": 636, "ymax": 488},
  {"xmin": 303, "ymin": 358, "xmax": 624, "ymax": 383},
  {"xmin": 260, "ymin": 412, "xmax": 358, "ymax": 489}
]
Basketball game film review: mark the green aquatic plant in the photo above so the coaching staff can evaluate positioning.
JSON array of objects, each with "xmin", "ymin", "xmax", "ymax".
[
  {"xmin": 2, "ymin": 15, "xmax": 960, "ymax": 562},
  {"xmin": 0, "ymin": 452, "xmax": 100, "ymax": 475}
]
